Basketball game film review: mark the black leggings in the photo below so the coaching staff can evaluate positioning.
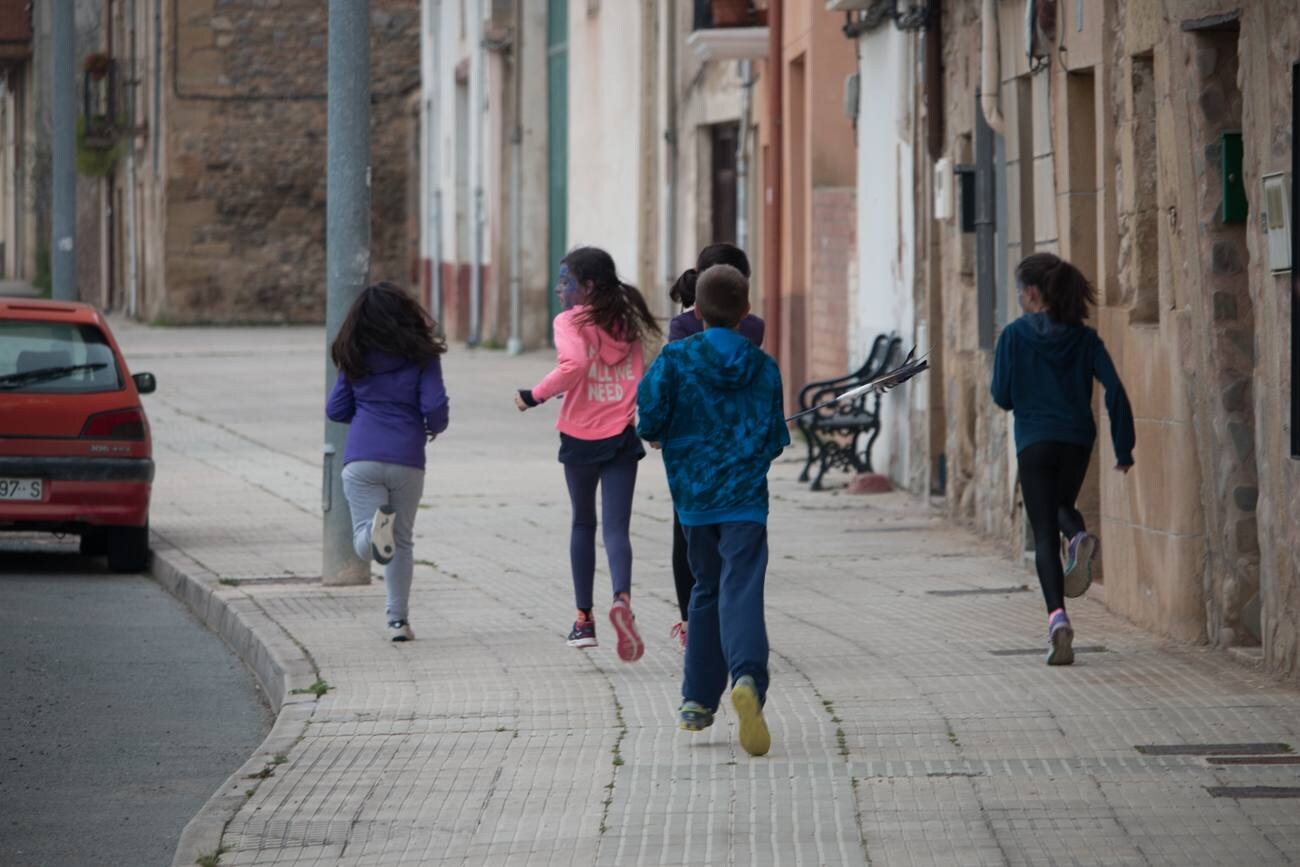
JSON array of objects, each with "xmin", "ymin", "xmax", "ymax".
[
  {"xmin": 1017, "ymin": 442, "xmax": 1090, "ymax": 614},
  {"xmin": 672, "ymin": 512, "xmax": 694, "ymax": 622}
]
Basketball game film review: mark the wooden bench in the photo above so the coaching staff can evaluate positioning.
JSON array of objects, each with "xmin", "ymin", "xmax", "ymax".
[{"xmin": 794, "ymin": 334, "xmax": 903, "ymax": 490}]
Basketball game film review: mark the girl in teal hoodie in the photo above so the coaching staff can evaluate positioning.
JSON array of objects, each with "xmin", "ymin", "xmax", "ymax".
[{"xmin": 992, "ymin": 253, "xmax": 1135, "ymax": 666}]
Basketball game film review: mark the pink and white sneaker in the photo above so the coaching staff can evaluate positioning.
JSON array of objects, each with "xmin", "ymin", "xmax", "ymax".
[
  {"xmin": 670, "ymin": 621, "xmax": 688, "ymax": 654},
  {"xmin": 609, "ymin": 598, "xmax": 644, "ymax": 663}
]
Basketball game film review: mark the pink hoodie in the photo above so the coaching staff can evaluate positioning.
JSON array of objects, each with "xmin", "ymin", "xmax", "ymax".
[{"xmin": 532, "ymin": 305, "xmax": 644, "ymax": 440}]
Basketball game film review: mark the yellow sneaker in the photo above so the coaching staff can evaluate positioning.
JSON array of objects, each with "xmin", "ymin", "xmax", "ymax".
[{"xmin": 730, "ymin": 676, "xmax": 770, "ymax": 757}]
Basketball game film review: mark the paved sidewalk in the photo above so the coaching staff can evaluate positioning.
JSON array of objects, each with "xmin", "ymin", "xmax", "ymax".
[{"xmin": 119, "ymin": 324, "xmax": 1300, "ymax": 866}]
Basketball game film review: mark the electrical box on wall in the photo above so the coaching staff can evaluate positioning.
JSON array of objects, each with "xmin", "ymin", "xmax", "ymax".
[
  {"xmin": 1261, "ymin": 172, "xmax": 1292, "ymax": 272},
  {"xmin": 933, "ymin": 158, "xmax": 953, "ymax": 220},
  {"xmin": 1221, "ymin": 130, "xmax": 1248, "ymax": 223}
]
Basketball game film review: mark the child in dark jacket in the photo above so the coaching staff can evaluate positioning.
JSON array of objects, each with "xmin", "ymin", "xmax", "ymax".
[
  {"xmin": 637, "ymin": 264, "xmax": 789, "ymax": 757},
  {"xmin": 664, "ymin": 243, "xmax": 766, "ymax": 653},
  {"xmin": 326, "ymin": 282, "xmax": 450, "ymax": 642},
  {"xmin": 992, "ymin": 253, "xmax": 1134, "ymax": 666}
]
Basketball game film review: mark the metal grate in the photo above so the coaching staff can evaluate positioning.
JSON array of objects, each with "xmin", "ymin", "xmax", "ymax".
[
  {"xmin": 1135, "ymin": 743, "xmax": 1293, "ymax": 756},
  {"xmin": 1207, "ymin": 786, "xmax": 1300, "ymax": 799},
  {"xmin": 928, "ymin": 585, "xmax": 1031, "ymax": 597},
  {"xmin": 1206, "ymin": 755, "xmax": 1300, "ymax": 766},
  {"xmin": 990, "ymin": 645, "xmax": 1108, "ymax": 656}
]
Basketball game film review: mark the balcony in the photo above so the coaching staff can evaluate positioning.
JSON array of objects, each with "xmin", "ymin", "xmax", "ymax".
[{"xmin": 687, "ymin": 0, "xmax": 769, "ymax": 63}]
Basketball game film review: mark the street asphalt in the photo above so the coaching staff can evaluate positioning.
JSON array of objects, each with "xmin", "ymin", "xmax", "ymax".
[{"xmin": 0, "ymin": 537, "xmax": 272, "ymax": 867}]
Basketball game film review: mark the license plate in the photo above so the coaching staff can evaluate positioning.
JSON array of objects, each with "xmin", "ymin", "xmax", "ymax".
[{"xmin": 0, "ymin": 478, "xmax": 43, "ymax": 500}]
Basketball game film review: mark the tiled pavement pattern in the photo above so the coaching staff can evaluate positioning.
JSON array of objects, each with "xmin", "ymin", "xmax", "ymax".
[{"xmin": 117, "ymin": 324, "xmax": 1300, "ymax": 866}]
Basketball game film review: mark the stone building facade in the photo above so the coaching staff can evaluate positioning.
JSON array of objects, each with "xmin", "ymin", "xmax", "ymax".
[
  {"xmin": 916, "ymin": 0, "xmax": 1300, "ymax": 679},
  {"xmin": 119, "ymin": 0, "xmax": 418, "ymax": 323}
]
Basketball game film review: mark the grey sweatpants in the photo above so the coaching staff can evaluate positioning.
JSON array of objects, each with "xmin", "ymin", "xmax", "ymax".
[{"xmin": 341, "ymin": 460, "xmax": 425, "ymax": 622}]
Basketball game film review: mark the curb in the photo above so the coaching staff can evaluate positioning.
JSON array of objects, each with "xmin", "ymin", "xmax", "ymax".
[{"xmin": 148, "ymin": 540, "xmax": 319, "ymax": 867}]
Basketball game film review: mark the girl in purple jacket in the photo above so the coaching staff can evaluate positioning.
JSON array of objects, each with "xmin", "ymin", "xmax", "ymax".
[
  {"xmin": 327, "ymin": 282, "xmax": 450, "ymax": 642},
  {"xmin": 664, "ymin": 244, "xmax": 765, "ymax": 652}
]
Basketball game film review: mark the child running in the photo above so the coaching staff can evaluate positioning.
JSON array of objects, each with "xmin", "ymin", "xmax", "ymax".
[
  {"xmin": 638, "ymin": 264, "xmax": 789, "ymax": 757},
  {"xmin": 665, "ymin": 243, "xmax": 765, "ymax": 653},
  {"xmin": 326, "ymin": 281, "xmax": 450, "ymax": 642},
  {"xmin": 992, "ymin": 253, "xmax": 1135, "ymax": 665},
  {"xmin": 515, "ymin": 246, "xmax": 661, "ymax": 662}
]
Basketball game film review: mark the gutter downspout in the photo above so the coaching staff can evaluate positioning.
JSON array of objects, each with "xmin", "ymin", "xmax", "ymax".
[
  {"xmin": 763, "ymin": 0, "xmax": 782, "ymax": 359},
  {"xmin": 925, "ymin": 3, "xmax": 943, "ymax": 159},
  {"xmin": 664, "ymin": 0, "xmax": 679, "ymax": 309},
  {"xmin": 736, "ymin": 59, "xmax": 753, "ymax": 252},
  {"xmin": 429, "ymin": 0, "xmax": 444, "ymax": 328},
  {"xmin": 125, "ymin": 0, "xmax": 139, "ymax": 318},
  {"xmin": 980, "ymin": 0, "xmax": 1004, "ymax": 134},
  {"xmin": 506, "ymin": 0, "xmax": 522, "ymax": 354},
  {"xmin": 468, "ymin": 0, "xmax": 484, "ymax": 346}
]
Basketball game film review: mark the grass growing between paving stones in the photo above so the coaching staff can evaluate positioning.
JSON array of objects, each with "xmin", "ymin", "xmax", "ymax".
[
  {"xmin": 196, "ymin": 846, "xmax": 228, "ymax": 867},
  {"xmin": 597, "ymin": 677, "xmax": 630, "ymax": 836},
  {"xmin": 290, "ymin": 679, "xmax": 331, "ymax": 698},
  {"xmin": 218, "ymin": 578, "xmax": 241, "ymax": 587}
]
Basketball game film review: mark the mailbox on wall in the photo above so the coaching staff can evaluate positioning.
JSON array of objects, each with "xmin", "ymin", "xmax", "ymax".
[{"xmin": 1261, "ymin": 173, "xmax": 1291, "ymax": 273}]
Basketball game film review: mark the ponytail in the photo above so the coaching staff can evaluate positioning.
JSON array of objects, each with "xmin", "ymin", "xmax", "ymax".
[
  {"xmin": 670, "ymin": 268, "xmax": 698, "ymax": 309},
  {"xmin": 1015, "ymin": 252, "xmax": 1096, "ymax": 325}
]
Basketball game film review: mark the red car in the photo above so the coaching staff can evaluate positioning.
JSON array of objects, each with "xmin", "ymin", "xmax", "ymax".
[{"xmin": 0, "ymin": 298, "xmax": 156, "ymax": 572}]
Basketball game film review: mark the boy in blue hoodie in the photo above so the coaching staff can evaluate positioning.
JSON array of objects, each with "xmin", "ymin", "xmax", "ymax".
[
  {"xmin": 637, "ymin": 264, "xmax": 789, "ymax": 757},
  {"xmin": 992, "ymin": 253, "xmax": 1135, "ymax": 666}
]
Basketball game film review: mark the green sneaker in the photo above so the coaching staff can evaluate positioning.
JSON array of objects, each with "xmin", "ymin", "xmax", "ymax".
[
  {"xmin": 730, "ymin": 676, "xmax": 770, "ymax": 757},
  {"xmin": 678, "ymin": 701, "xmax": 715, "ymax": 732}
]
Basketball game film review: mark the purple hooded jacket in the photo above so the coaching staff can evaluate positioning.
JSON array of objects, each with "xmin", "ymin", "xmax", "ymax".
[
  {"xmin": 326, "ymin": 351, "xmax": 449, "ymax": 470},
  {"xmin": 668, "ymin": 310, "xmax": 766, "ymax": 346}
]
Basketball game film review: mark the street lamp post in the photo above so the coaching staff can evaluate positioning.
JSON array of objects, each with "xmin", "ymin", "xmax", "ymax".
[
  {"xmin": 322, "ymin": 0, "xmax": 372, "ymax": 586},
  {"xmin": 51, "ymin": 0, "xmax": 76, "ymax": 301}
]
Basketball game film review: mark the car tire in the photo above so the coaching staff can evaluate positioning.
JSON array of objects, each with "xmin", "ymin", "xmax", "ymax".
[
  {"xmin": 79, "ymin": 529, "xmax": 109, "ymax": 557},
  {"xmin": 107, "ymin": 524, "xmax": 150, "ymax": 573}
]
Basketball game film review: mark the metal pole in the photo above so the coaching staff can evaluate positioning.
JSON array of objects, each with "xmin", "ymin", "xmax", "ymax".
[
  {"xmin": 323, "ymin": 0, "xmax": 371, "ymax": 586},
  {"xmin": 736, "ymin": 60, "xmax": 752, "ymax": 252},
  {"xmin": 51, "ymin": 0, "xmax": 75, "ymax": 301},
  {"xmin": 506, "ymin": 0, "xmax": 523, "ymax": 355},
  {"xmin": 125, "ymin": 0, "xmax": 140, "ymax": 317}
]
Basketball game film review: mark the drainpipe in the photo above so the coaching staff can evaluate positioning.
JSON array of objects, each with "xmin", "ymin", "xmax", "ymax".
[
  {"xmin": 925, "ymin": 3, "xmax": 943, "ymax": 159},
  {"xmin": 736, "ymin": 59, "xmax": 753, "ymax": 252},
  {"xmin": 426, "ymin": 0, "xmax": 445, "ymax": 327},
  {"xmin": 663, "ymin": 0, "xmax": 679, "ymax": 310},
  {"xmin": 762, "ymin": 0, "xmax": 782, "ymax": 357},
  {"xmin": 125, "ymin": 0, "xmax": 140, "ymax": 317},
  {"xmin": 468, "ymin": 0, "xmax": 484, "ymax": 346},
  {"xmin": 980, "ymin": 0, "xmax": 1004, "ymax": 134},
  {"xmin": 506, "ymin": 0, "xmax": 522, "ymax": 354}
]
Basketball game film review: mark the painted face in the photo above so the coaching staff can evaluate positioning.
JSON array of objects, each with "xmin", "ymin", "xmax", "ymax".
[{"xmin": 556, "ymin": 264, "xmax": 581, "ymax": 310}]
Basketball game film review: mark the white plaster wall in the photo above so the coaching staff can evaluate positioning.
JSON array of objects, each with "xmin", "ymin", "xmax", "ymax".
[
  {"xmin": 854, "ymin": 26, "xmax": 916, "ymax": 484},
  {"xmin": 566, "ymin": 0, "xmax": 642, "ymax": 279}
]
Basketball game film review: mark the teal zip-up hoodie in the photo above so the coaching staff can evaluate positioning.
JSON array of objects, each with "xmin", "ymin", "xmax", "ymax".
[{"xmin": 636, "ymin": 327, "xmax": 790, "ymax": 526}]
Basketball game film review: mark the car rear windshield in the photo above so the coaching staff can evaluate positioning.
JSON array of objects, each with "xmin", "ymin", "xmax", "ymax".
[{"xmin": 0, "ymin": 320, "xmax": 124, "ymax": 394}]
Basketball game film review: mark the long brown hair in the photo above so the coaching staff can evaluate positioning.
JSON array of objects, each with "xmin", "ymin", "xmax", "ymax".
[
  {"xmin": 330, "ymin": 281, "xmax": 446, "ymax": 381},
  {"xmin": 1015, "ymin": 253, "xmax": 1096, "ymax": 326},
  {"xmin": 564, "ymin": 246, "xmax": 661, "ymax": 343}
]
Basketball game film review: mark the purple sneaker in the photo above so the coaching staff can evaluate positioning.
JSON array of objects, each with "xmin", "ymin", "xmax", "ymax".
[
  {"xmin": 1064, "ymin": 533, "xmax": 1097, "ymax": 598},
  {"xmin": 1047, "ymin": 610, "xmax": 1075, "ymax": 666}
]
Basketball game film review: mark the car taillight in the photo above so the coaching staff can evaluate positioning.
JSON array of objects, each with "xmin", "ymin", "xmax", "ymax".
[{"xmin": 80, "ymin": 407, "xmax": 146, "ymax": 440}]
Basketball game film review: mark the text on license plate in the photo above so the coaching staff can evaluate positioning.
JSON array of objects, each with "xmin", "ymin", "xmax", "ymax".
[{"xmin": 0, "ymin": 478, "xmax": 43, "ymax": 500}]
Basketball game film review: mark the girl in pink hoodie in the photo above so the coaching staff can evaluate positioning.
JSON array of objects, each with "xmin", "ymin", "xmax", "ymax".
[{"xmin": 515, "ymin": 246, "xmax": 661, "ymax": 662}]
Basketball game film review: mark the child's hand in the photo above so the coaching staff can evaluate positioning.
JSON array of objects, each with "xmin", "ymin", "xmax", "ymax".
[
  {"xmin": 649, "ymin": 441, "xmax": 662, "ymax": 450},
  {"xmin": 514, "ymin": 393, "xmax": 530, "ymax": 412},
  {"xmin": 1115, "ymin": 463, "xmax": 1133, "ymax": 474}
]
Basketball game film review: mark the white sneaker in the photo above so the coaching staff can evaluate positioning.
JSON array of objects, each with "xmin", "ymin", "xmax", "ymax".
[
  {"xmin": 387, "ymin": 620, "xmax": 414, "ymax": 642},
  {"xmin": 371, "ymin": 505, "xmax": 396, "ymax": 564}
]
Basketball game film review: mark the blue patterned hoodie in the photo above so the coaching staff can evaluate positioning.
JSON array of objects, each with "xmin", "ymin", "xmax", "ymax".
[{"xmin": 637, "ymin": 327, "xmax": 790, "ymax": 526}]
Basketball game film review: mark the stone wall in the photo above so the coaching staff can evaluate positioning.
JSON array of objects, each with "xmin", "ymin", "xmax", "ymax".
[{"xmin": 155, "ymin": 0, "xmax": 418, "ymax": 323}]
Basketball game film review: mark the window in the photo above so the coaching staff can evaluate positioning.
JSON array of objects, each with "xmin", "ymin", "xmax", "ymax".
[{"xmin": 0, "ymin": 321, "xmax": 123, "ymax": 394}]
